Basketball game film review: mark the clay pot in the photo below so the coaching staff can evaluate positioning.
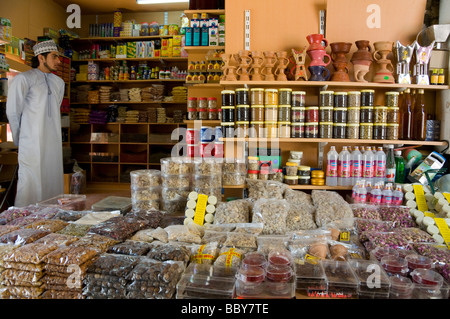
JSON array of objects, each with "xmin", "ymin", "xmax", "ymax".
[
  {"xmin": 351, "ymin": 40, "xmax": 373, "ymax": 62},
  {"xmin": 306, "ymin": 33, "xmax": 328, "ymax": 51},
  {"xmin": 308, "ymin": 49, "xmax": 331, "ymax": 67},
  {"xmin": 330, "ymin": 42, "xmax": 352, "ymax": 63},
  {"xmin": 250, "ymin": 51, "xmax": 264, "ymax": 67},
  {"xmin": 308, "ymin": 65, "xmax": 330, "ymax": 81},
  {"xmin": 373, "ymin": 41, "xmax": 393, "ymax": 61}
]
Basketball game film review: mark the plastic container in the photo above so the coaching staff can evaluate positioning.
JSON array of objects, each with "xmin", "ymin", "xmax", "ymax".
[
  {"xmin": 264, "ymin": 105, "xmax": 278, "ymax": 122},
  {"xmin": 385, "ymin": 91, "xmax": 399, "ymax": 107},
  {"xmin": 264, "ymin": 89, "xmax": 278, "ymax": 105},
  {"xmin": 221, "ymin": 122, "xmax": 235, "ymax": 138},
  {"xmin": 269, "ymin": 169, "xmax": 284, "ymax": 183},
  {"xmin": 305, "ymin": 122, "xmax": 319, "ymax": 138},
  {"xmin": 161, "ymin": 174, "xmax": 192, "ymax": 188},
  {"xmin": 374, "ymin": 106, "xmax": 388, "ymax": 124},
  {"xmin": 236, "ymin": 105, "xmax": 250, "ymax": 122},
  {"xmin": 359, "ymin": 123, "xmax": 373, "ymax": 139},
  {"xmin": 298, "ymin": 166, "xmax": 311, "ymax": 176},
  {"xmin": 279, "ymin": 88, "xmax": 292, "ymax": 105},
  {"xmin": 348, "ymin": 91, "xmax": 361, "ymax": 107},
  {"xmin": 242, "ymin": 252, "xmax": 267, "ymax": 269},
  {"xmin": 221, "ymin": 106, "xmax": 235, "ymax": 123},
  {"xmin": 346, "ymin": 123, "xmax": 359, "ymax": 139},
  {"xmin": 319, "ymin": 122, "xmax": 333, "ymax": 139},
  {"xmin": 278, "ymin": 122, "xmax": 291, "ymax": 138},
  {"xmin": 348, "ymin": 259, "xmax": 390, "ymax": 298},
  {"xmin": 389, "ymin": 275, "xmax": 414, "ymax": 299},
  {"xmin": 333, "ymin": 123, "xmax": 346, "ymax": 139},
  {"xmin": 380, "ymin": 255, "xmax": 408, "ymax": 276},
  {"xmin": 360, "ymin": 106, "xmax": 374, "ymax": 123},
  {"xmin": 291, "ymin": 107, "xmax": 306, "ymax": 123},
  {"xmin": 292, "ymin": 91, "xmax": 306, "ymax": 107},
  {"xmin": 319, "ymin": 107, "xmax": 333, "ymax": 122},
  {"xmin": 162, "ymin": 187, "xmax": 190, "ymax": 201},
  {"xmin": 334, "ymin": 92, "xmax": 348, "ymax": 108},
  {"xmin": 387, "ymin": 123, "xmax": 399, "ymax": 140},
  {"xmin": 387, "ymin": 107, "xmax": 399, "ymax": 124},
  {"xmin": 188, "ymin": 97, "xmax": 198, "ymax": 120},
  {"xmin": 265, "ymin": 121, "xmax": 278, "ymax": 138},
  {"xmin": 319, "ymin": 91, "xmax": 334, "ymax": 107},
  {"xmin": 321, "ymin": 260, "xmax": 359, "ymax": 298},
  {"xmin": 131, "ymin": 186, "xmax": 162, "ymax": 202},
  {"xmin": 311, "ymin": 170, "xmax": 324, "ymax": 178},
  {"xmin": 405, "ymin": 254, "xmax": 433, "ymax": 272},
  {"xmin": 333, "ymin": 107, "xmax": 347, "ymax": 123},
  {"xmin": 361, "ymin": 89, "xmax": 374, "ymax": 106},
  {"xmin": 250, "ymin": 88, "xmax": 264, "ymax": 105},
  {"xmin": 305, "ymin": 106, "xmax": 319, "ymax": 123},
  {"xmin": 251, "ymin": 105, "xmax": 265, "ymax": 122},
  {"xmin": 291, "ymin": 122, "xmax": 305, "ymax": 138},
  {"xmin": 285, "ymin": 161, "xmax": 299, "ymax": 176},
  {"xmin": 198, "ymin": 97, "xmax": 208, "ymax": 120},
  {"xmin": 250, "ymin": 121, "xmax": 264, "ymax": 137},
  {"xmin": 284, "ymin": 175, "xmax": 298, "ymax": 185},
  {"xmin": 295, "ymin": 261, "xmax": 328, "ymax": 295},
  {"xmin": 298, "ymin": 176, "xmax": 311, "ymax": 185},
  {"xmin": 411, "ymin": 268, "xmax": 445, "ymax": 298},
  {"xmin": 347, "ymin": 107, "xmax": 360, "ymax": 124},
  {"xmin": 370, "ymin": 246, "xmax": 399, "ymax": 261},
  {"xmin": 222, "ymin": 172, "xmax": 246, "ymax": 186},
  {"xmin": 236, "ymin": 121, "xmax": 249, "ymax": 138},
  {"xmin": 266, "ymin": 263, "xmax": 293, "ymax": 282},
  {"xmin": 208, "ymin": 97, "xmax": 219, "ymax": 120},
  {"xmin": 130, "ymin": 169, "xmax": 162, "ymax": 187},
  {"xmin": 221, "ymin": 90, "xmax": 235, "ymax": 106},
  {"xmin": 373, "ymin": 124, "xmax": 387, "ymax": 140},
  {"xmin": 193, "ymin": 175, "xmax": 222, "ymax": 189},
  {"xmin": 37, "ymin": 194, "xmax": 87, "ymax": 211},
  {"xmin": 193, "ymin": 158, "xmax": 223, "ymax": 176},
  {"xmin": 236, "ymin": 88, "xmax": 249, "ymax": 105},
  {"xmin": 278, "ymin": 105, "xmax": 291, "ymax": 122}
]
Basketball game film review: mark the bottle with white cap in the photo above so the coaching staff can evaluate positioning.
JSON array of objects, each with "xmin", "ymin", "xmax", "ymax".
[
  {"xmin": 392, "ymin": 184, "xmax": 404, "ymax": 206},
  {"xmin": 381, "ymin": 183, "xmax": 393, "ymax": 205},
  {"xmin": 370, "ymin": 183, "xmax": 383, "ymax": 205}
]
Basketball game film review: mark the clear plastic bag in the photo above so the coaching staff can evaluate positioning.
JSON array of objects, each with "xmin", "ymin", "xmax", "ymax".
[
  {"xmin": 86, "ymin": 253, "xmax": 140, "ymax": 277},
  {"xmin": 288, "ymin": 238, "xmax": 330, "ymax": 263},
  {"xmin": 246, "ymin": 179, "xmax": 288, "ymax": 200},
  {"xmin": 52, "ymin": 210, "xmax": 90, "ymax": 222},
  {"xmin": 125, "ymin": 209, "xmax": 164, "ymax": 229},
  {"xmin": 7, "ymin": 286, "xmax": 44, "ymax": 299},
  {"xmin": 108, "ymin": 240, "xmax": 154, "ymax": 256},
  {"xmin": 70, "ymin": 169, "xmax": 86, "ymax": 195},
  {"xmin": 1, "ymin": 268, "xmax": 45, "ymax": 284},
  {"xmin": 87, "ymin": 216, "xmax": 148, "ymax": 241},
  {"xmin": 0, "ymin": 225, "xmax": 19, "ymax": 237},
  {"xmin": 251, "ymin": 199, "xmax": 289, "ymax": 235},
  {"xmin": 25, "ymin": 219, "xmax": 69, "ymax": 233},
  {"xmin": 146, "ymin": 242, "xmax": 191, "ymax": 263},
  {"xmin": 214, "ymin": 247, "xmax": 245, "ymax": 268},
  {"xmin": 222, "ymin": 232, "xmax": 257, "ymax": 249},
  {"xmin": 377, "ymin": 205, "xmax": 415, "ymax": 228},
  {"xmin": 44, "ymin": 246, "xmax": 99, "ymax": 267},
  {"xmin": 214, "ymin": 199, "xmax": 251, "ymax": 224},
  {"xmin": 312, "ymin": 190, "xmax": 354, "ymax": 227},
  {"xmin": 34, "ymin": 233, "xmax": 79, "ymax": 246},
  {"xmin": 70, "ymin": 233, "xmax": 119, "ymax": 252},
  {"xmin": 0, "ymin": 205, "xmax": 38, "ymax": 225},
  {"xmin": 350, "ymin": 204, "xmax": 382, "ymax": 220},
  {"xmin": 256, "ymin": 235, "xmax": 290, "ymax": 256},
  {"xmin": 201, "ymin": 230, "xmax": 227, "ymax": 245},
  {"xmin": 0, "ymin": 228, "xmax": 50, "ymax": 246},
  {"xmin": 56, "ymin": 223, "xmax": 92, "ymax": 237},
  {"xmin": 74, "ymin": 211, "xmax": 121, "ymax": 226},
  {"xmin": 189, "ymin": 242, "xmax": 219, "ymax": 265},
  {"xmin": 3, "ymin": 242, "xmax": 58, "ymax": 264},
  {"xmin": 164, "ymin": 225, "xmax": 202, "ymax": 244}
]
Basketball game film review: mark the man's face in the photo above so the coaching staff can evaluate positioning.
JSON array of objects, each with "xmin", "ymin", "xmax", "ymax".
[{"xmin": 40, "ymin": 51, "xmax": 61, "ymax": 72}]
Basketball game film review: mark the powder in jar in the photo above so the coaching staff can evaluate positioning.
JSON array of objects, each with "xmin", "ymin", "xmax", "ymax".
[
  {"xmin": 278, "ymin": 122, "xmax": 291, "ymax": 138},
  {"xmin": 250, "ymin": 88, "xmax": 264, "ymax": 105},
  {"xmin": 265, "ymin": 105, "xmax": 278, "ymax": 122},
  {"xmin": 251, "ymin": 105, "xmax": 265, "ymax": 122},
  {"xmin": 319, "ymin": 91, "xmax": 334, "ymax": 107},
  {"xmin": 278, "ymin": 105, "xmax": 291, "ymax": 122},
  {"xmin": 265, "ymin": 89, "xmax": 278, "ymax": 105},
  {"xmin": 279, "ymin": 88, "xmax": 292, "ymax": 105}
]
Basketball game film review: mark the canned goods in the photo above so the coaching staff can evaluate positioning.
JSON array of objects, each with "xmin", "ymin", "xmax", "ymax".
[
  {"xmin": 200, "ymin": 126, "xmax": 214, "ymax": 142},
  {"xmin": 214, "ymin": 142, "xmax": 224, "ymax": 158},
  {"xmin": 201, "ymin": 142, "xmax": 214, "ymax": 157},
  {"xmin": 188, "ymin": 144, "xmax": 200, "ymax": 158},
  {"xmin": 221, "ymin": 90, "xmax": 235, "ymax": 106},
  {"xmin": 236, "ymin": 88, "xmax": 249, "ymax": 105},
  {"xmin": 292, "ymin": 91, "xmax": 306, "ymax": 107},
  {"xmin": 214, "ymin": 126, "xmax": 222, "ymax": 141},
  {"xmin": 319, "ymin": 91, "xmax": 334, "ymax": 107}
]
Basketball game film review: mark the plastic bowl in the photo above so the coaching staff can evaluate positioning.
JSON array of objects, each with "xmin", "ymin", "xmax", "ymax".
[
  {"xmin": 238, "ymin": 265, "xmax": 266, "ymax": 283},
  {"xmin": 411, "ymin": 268, "xmax": 444, "ymax": 288},
  {"xmin": 381, "ymin": 256, "xmax": 408, "ymax": 275},
  {"xmin": 266, "ymin": 264, "xmax": 293, "ymax": 282},
  {"xmin": 405, "ymin": 254, "xmax": 433, "ymax": 271},
  {"xmin": 268, "ymin": 249, "xmax": 292, "ymax": 266},
  {"xmin": 242, "ymin": 252, "xmax": 267, "ymax": 269}
]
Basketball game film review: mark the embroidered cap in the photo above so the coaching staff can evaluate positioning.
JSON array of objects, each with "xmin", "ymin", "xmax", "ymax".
[{"xmin": 33, "ymin": 40, "xmax": 58, "ymax": 56}]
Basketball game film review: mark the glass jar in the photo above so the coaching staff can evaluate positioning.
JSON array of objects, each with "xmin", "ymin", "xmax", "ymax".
[
  {"xmin": 359, "ymin": 123, "xmax": 373, "ymax": 139},
  {"xmin": 279, "ymin": 88, "xmax": 292, "ymax": 105},
  {"xmin": 265, "ymin": 89, "xmax": 278, "ymax": 105},
  {"xmin": 188, "ymin": 97, "xmax": 198, "ymax": 120},
  {"xmin": 250, "ymin": 121, "xmax": 264, "ymax": 138},
  {"xmin": 298, "ymin": 176, "xmax": 311, "ymax": 185},
  {"xmin": 374, "ymin": 106, "xmax": 388, "ymax": 124},
  {"xmin": 218, "ymin": 108, "xmax": 222, "ymax": 121},
  {"xmin": 221, "ymin": 122, "xmax": 235, "ymax": 138},
  {"xmin": 348, "ymin": 91, "xmax": 361, "ymax": 107},
  {"xmin": 250, "ymin": 88, "xmax": 264, "ymax": 105},
  {"xmin": 221, "ymin": 106, "xmax": 235, "ymax": 123},
  {"xmin": 278, "ymin": 105, "xmax": 291, "ymax": 122},
  {"xmin": 292, "ymin": 91, "xmax": 306, "ymax": 107},
  {"xmin": 208, "ymin": 97, "xmax": 218, "ymax": 120},
  {"xmin": 334, "ymin": 92, "xmax": 348, "ymax": 108},
  {"xmin": 319, "ymin": 106, "xmax": 333, "ymax": 122},
  {"xmin": 319, "ymin": 122, "xmax": 333, "ymax": 138},
  {"xmin": 285, "ymin": 162, "xmax": 298, "ymax": 176},
  {"xmin": 346, "ymin": 123, "xmax": 360, "ymax": 139},
  {"xmin": 387, "ymin": 123, "xmax": 399, "ymax": 140},
  {"xmin": 347, "ymin": 107, "xmax": 360, "ymax": 124},
  {"xmin": 247, "ymin": 170, "xmax": 258, "ymax": 180},
  {"xmin": 319, "ymin": 90, "xmax": 334, "ymax": 107},
  {"xmin": 291, "ymin": 107, "xmax": 306, "ymax": 123},
  {"xmin": 198, "ymin": 98, "xmax": 208, "ymax": 120},
  {"xmin": 385, "ymin": 91, "xmax": 399, "ymax": 107},
  {"xmin": 221, "ymin": 90, "xmax": 235, "ymax": 106},
  {"xmin": 236, "ymin": 121, "xmax": 249, "ymax": 138},
  {"xmin": 360, "ymin": 106, "xmax": 374, "ymax": 123},
  {"xmin": 259, "ymin": 170, "xmax": 270, "ymax": 181},
  {"xmin": 278, "ymin": 122, "xmax": 291, "ymax": 138},
  {"xmin": 333, "ymin": 123, "xmax": 346, "ymax": 139},
  {"xmin": 373, "ymin": 123, "xmax": 387, "ymax": 140},
  {"xmin": 333, "ymin": 107, "xmax": 348, "ymax": 123},
  {"xmin": 284, "ymin": 175, "xmax": 298, "ymax": 185},
  {"xmin": 269, "ymin": 169, "xmax": 284, "ymax": 182},
  {"xmin": 305, "ymin": 122, "xmax": 319, "ymax": 138},
  {"xmin": 236, "ymin": 105, "xmax": 250, "ymax": 122},
  {"xmin": 251, "ymin": 105, "xmax": 265, "ymax": 122},
  {"xmin": 387, "ymin": 107, "xmax": 399, "ymax": 124},
  {"xmin": 265, "ymin": 105, "xmax": 278, "ymax": 122},
  {"xmin": 265, "ymin": 121, "xmax": 278, "ymax": 138},
  {"xmin": 361, "ymin": 89, "xmax": 374, "ymax": 106},
  {"xmin": 291, "ymin": 122, "xmax": 305, "ymax": 138},
  {"xmin": 305, "ymin": 106, "xmax": 319, "ymax": 123},
  {"xmin": 248, "ymin": 156, "xmax": 259, "ymax": 171},
  {"xmin": 236, "ymin": 88, "xmax": 249, "ymax": 105},
  {"xmin": 298, "ymin": 166, "xmax": 311, "ymax": 176}
]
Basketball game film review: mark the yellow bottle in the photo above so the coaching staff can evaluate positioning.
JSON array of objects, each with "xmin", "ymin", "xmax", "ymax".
[
  {"xmin": 430, "ymin": 69, "xmax": 438, "ymax": 85},
  {"xmin": 438, "ymin": 69, "xmax": 445, "ymax": 85}
]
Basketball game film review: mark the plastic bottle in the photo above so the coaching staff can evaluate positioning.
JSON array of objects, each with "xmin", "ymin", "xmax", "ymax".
[
  {"xmin": 338, "ymin": 146, "xmax": 352, "ymax": 186},
  {"xmin": 351, "ymin": 146, "xmax": 363, "ymax": 185},
  {"xmin": 370, "ymin": 183, "xmax": 383, "ymax": 205},
  {"xmin": 394, "ymin": 150, "xmax": 406, "ymax": 184},
  {"xmin": 374, "ymin": 146, "xmax": 386, "ymax": 184},
  {"xmin": 382, "ymin": 183, "xmax": 393, "ymax": 205},
  {"xmin": 326, "ymin": 146, "xmax": 339, "ymax": 186},
  {"xmin": 392, "ymin": 184, "xmax": 404, "ymax": 206},
  {"xmin": 362, "ymin": 146, "xmax": 374, "ymax": 184},
  {"xmin": 352, "ymin": 180, "xmax": 361, "ymax": 200},
  {"xmin": 357, "ymin": 180, "xmax": 367, "ymax": 203},
  {"xmin": 386, "ymin": 145, "xmax": 396, "ymax": 183},
  {"xmin": 365, "ymin": 180, "xmax": 373, "ymax": 202}
]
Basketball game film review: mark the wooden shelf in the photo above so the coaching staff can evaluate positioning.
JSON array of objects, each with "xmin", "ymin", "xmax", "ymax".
[
  {"xmin": 71, "ymin": 122, "xmax": 186, "ymax": 125},
  {"xmin": 184, "ymin": 120, "xmax": 221, "ymax": 125},
  {"xmin": 222, "ymin": 184, "xmax": 353, "ymax": 190},
  {"xmin": 220, "ymin": 80, "xmax": 450, "ymax": 91},
  {"xmin": 219, "ymin": 137, "xmax": 448, "ymax": 146},
  {"xmin": 72, "ymin": 79, "xmax": 185, "ymax": 83},
  {"xmin": 71, "ymin": 101, "xmax": 186, "ymax": 105},
  {"xmin": 186, "ymin": 83, "xmax": 222, "ymax": 88},
  {"xmin": 184, "ymin": 9, "xmax": 225, "ymax": 15},
  {"xmin": 72, "ymin": 57, "xmax": 188, "ymax": 63},
  {"xmin": 72, "ymin": 35, "xmax": 175, "ymax": 42},
  {"xmin": 184, "ymin": 46, "xmax": 225, "ymax": 51}
]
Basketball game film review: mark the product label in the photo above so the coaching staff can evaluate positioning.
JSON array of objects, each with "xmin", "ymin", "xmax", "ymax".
[
  {"xmin": 413, "ymin": 184, "xmax": 428, "ymax": 212},
  {"xmin": 392, "ymin": 196, "xmax": 402, "ymax": 206},
  {"xmin": 386, "ymin": 168, "xmax": 396, "ymax": 182},
  {"xmin": 219, "ymin": 248, "xmax": 242, "ymax": 267},
  {"xmin": 358, "ymin": 193, "xmax": 367, "ymax": 203},
  {"xmin": 351, "ymin": 160, "xmax": 362, "ymax": 178},
  {"xmin": 193, "ymin": 194, "xmax": 208, "ymax": 225},
  {"xmin": 327, "ymin": 160, "xmax": 337, "ymax": 177},
  {"xmin": 375, "ymin": 160, "xmax": 386, "ymax": 177},
  {"xmin": 424, "ymin": 211, "xmax": 435, "ymax": 218},
  {"xmin": 191, "ymin": 244, "xmax": 215, "ymax": 264},
  {"xmin": 339, "ymin": 231, "xmax": 350, "ymax": 242},
  {"xmin": 338, "ymin": 160, "xmax": 351, "ymax": 178},
  {"xmin": 371, "ymin": 194, "xmax": 382, "ymax": 204},
  {"xmin": 382, "ymin": 195, "xmax": 392, "ymax": 205},
  {"xmin": 363, "ymin": 161, "xmax": 373, "ymax": 178},
  {"xmin": 304, "ymin": 254, "xmax": 320, "ymax": 264},
  {"xmin": 444, "ymin": 193, "xmax": 450, "ymax": 205}
]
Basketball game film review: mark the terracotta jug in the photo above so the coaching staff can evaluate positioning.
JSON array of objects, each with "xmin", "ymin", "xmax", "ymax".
[
  {"xmin": 308, "ymin": 49, "xmax": 331, "ymax": 67},
  {"xmin": 351, "ymin": 40, "xmax": 373, "ymax": 82},
  {"xmin": 306, "ymin": 33, "xmax": 328, "ymax": 52}
]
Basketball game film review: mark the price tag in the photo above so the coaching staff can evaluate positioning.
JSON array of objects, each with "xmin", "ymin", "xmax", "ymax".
[
  {"xmin": 413, "ymin": 184, "xmax": 428, "ymax": 212},
  {"xmin": 193, "ymin": 194, "xmax": 208, "ymax": 226},
  {"xmin": 339, "ymin": 231, "xmax": 350, "ymax": 242},
  {"xmin": 434, "ymin": 218, "xmax": 450, "ymax": 249}
]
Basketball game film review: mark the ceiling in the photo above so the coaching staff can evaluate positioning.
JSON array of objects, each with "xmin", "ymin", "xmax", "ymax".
[{"xmin": 52, "ymin": 0, "xmax": 189, "ymax": 14}]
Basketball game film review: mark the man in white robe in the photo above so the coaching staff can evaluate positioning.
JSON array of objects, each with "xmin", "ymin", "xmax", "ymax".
[{"xmin": 6, "ymin": 40, "xmax": 65, "ymax": 207}]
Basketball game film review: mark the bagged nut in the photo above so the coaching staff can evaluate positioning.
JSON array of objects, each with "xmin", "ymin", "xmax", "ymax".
[
  {"xmin": 214, "ymin": 199, "xmax": 251, "ymax": 224},
  {"xmin": 222, "ymin": 173, "xmax": 245, "ymax": 186},
  {"xmin": 223, "ymin": 232, "xmax": 257, "ymax": 249},
  {"xmin": 70, "ymin": 234, "xmax": 119, "ymax": 252},
  {"xmin": 214, "ymin": 247, "xmax": 245, "ymax": 267},
  {"xmin": 56, "ymin": 223, "xmax": 92, "ymax": 237},
  {"xmin": 162, "ymin": 187, "xmax": 190, "ymax": 201},
  {"xmin": 233, "ymin": 223, "xmax": 264, "ymax": 235},
  {"xmin": 164, "ymin": 225, "xmax": 202, "ymax": 244},
  {"xmin": 312, "ymin": 190, "xmax": 354, "ymax": 227},
  {"xmin": 222, "ymin": 159, "xmax": 246, "ymax": 174},
  {"xmin": 193, "ymin": 175, "xmax": 223, "ymax": 188},
  {"xmin": 25, "ymin": 219, "xmax": 69, "ymax": 233},
  {"xmin": 131, "ymin": 187, "xmax": 161, "ymax": 202},
  {"xmin": 87, "ymin": 216, "xmax": 149, "ymax": 241},
  {"xmin": 161, "ymin": 174, "xmax": 191, "ymax": 188},
  {"xmin": 146, "ymin": 242, "xmax": 191, "ymax": 263},
  {"xmin": 108, "ymin": 240, "xmax": 153, "ymax": 256},
  {"xmin": 247, "ymin": 179, "xmax": 288, "ymax": 200},
  {"xmin": 160, "ymin": 157, "xmax": 192, "ymax": 175},
  {"xmin": 130, "ymin": 169, "xmax": 161, "ymax": 187},
  {"xmin": 34, "ymin": 233, "xmax": 79, "ymax": 246},
  {"xmin": 201, "ymin": 231, "xmax": 227, "ymax": 245},
  {"xmin": 256, "ymin": 235, "xmax": 290, "ymax": 256},
  {"xmin": 0, "ymin": 228, "xmax": 50, "ymax": 246},
  {"xmin": 132, "ymin": 200, "xmax": 160, "ymax": 211},
  {"xmin": 193, "ymin": 158, "xmax": 223, "ymax": 176},
  {"xmin": 251, "ymin": 199, "xmax": 289, "ymax": 235},
  {"xmin": 3, "ymin": 242, "xmax": 58, "ymax": 264},
  {"xmin": 284, "ymin": 188, "xmax": 317, "ymax": 231},
  {"xmin": 189, "ymin": 242, "xmax": 220, "ymax": 265}
]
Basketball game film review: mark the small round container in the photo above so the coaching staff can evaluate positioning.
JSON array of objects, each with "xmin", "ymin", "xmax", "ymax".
[
  {"xmin": 264, "ymin": 89, "xmax": 278, "ymax": 105},
  {"xmin": 247, "ymin": 170, "xmax": 258, "ymax": 180},
  {"xmin": 333, "ymin": 107, "xmax": 347, "ymax": 123},
  {"xmin": 385, "ymin": 91, "xmax": 399, "ymax": 107},
  {"xmin": 236, "ymin": 121, "xmax": 249, "ymax": 138},
  {"xmin": 319, "ymin": 106, "xmax": 334, "ymax": 122},
  {"xmin": 372, "ymin": 246, "xmax": 399, "ymax": 261},
  {"xmin": 188, "ymin": 97, "xmax": 198, "ymax": 120},
  {"xmin": 221, "ymin": 122, "xmax": 235, "ymax": 138},
  {"xmin": 291, "ymin": 106, "xmax": 306, "ymax": 123},
  {"xmin": 311, "ymin": 178, "xmax": 325, "ymax": 186},
  {"xmin": 279, "ymin": 88, "xmax": 292, "ymax": 105},
  {"xmin": 361, "ymin": 89, "xmax": 375, "ymax": 106},
  {"xmin": 278, "ymin": 105, "xmax": 291, "ymax": 122},
  {"xmin": 198, "ymin": 97, "xmax": 208, "ymax": 120},
  {"xmin": 305, "ymin": 122, "xmax": 319, "ymax": 138},
  {"xmin": 311, "ymin": 170, "xmax": 324, "ymax": 179},
  {"xmin": 242, "ymin": 252, "xmax": 267, "ymax": 269},
  {"xmin": 290, "ymin": 151, "xmax": 303, "ymax": 160},
  {"xmin": 278, "ymin": 122, "xmax": 291, "ymax": 138},
  {"xmin": 298, "ymin": 165, "xmax": 311, "ymax": 176},
  {"xmin": 268, "ymin": 249, "xmax": 292, "ymax": 266},
  {"xmin": 221, "ymin": 90, "xmax": 235, "ymax": 106},
  {"xmin": 160, "ymin": 157, "xmax": 192, "ymax": 175},
  {"xmin": 405, "ymin": 254, "xmax": 433, "ymax": 272},
  {"xmin": 381, "ymin": 256, "xmax": 408, "ymax": 276},
  {"xmin": 284, "ymin": 175, "xmax": 298, "ymax": 185},
  {"xmin": 221, "ymin": 106, "xmax": 235, "ymax": 123},
  {"xmin": 238, "ymin": 265, "xmax": 266, "ymax": 283},
  {"xmin": 387, "ymin": 107, "xmax": 399, "ymax": 124},
  {"xmin": 250, "ymin": 88, "xmax": 264, "ymax": 105},
  {"xmin": 319, "ymin": 90, "xmax": 334, "ymax": 107},
  {"xmin": 373, "ymin": 123, "xmax": 387, "ymax": 140},
  {"xmin": 265, "ymin": 121, "xmax": 278, "ymax": 138},
  {"xmin": 346, "ymin": 123, "xmax": 360, "ymax": 139},
  {"xmin": 269, "ymin": 169, "xmax": 284, "ymax": 183},
  {"xmin": 387, "ymin": 123, "xmax": 399, "ymax": 140},
  {"xmin": 236, "ymin": 88, "xmax": 250, "ymax": 105},
  {"xmin": 265, "ymin": 105, "xmax": 278, "ymax": 122},
  {"xmin": 319, "ymin": 122, "xmax": 333, "ymax": 138},
  {"xmin": 333, "ymin": 123, "xmax": 346, "ymax": 139},
  {"xmin": 236, "ymin": 105, "xmax": 250, "ymax": 122},
  {"xmin": 359, "ymin": 123, "xmax": 373, "ymax": 139},
  {"xmin": 334, "ymin": 92, "xmax": 348, "ymax": 108},
  {"xmin": 348, "ymin": 91, "xmax": 361, "ymax": 107},
  {"xmin": 291, "ymin": 122, "xmax": 305, "ymax": 138},
  {"xmin": 389, "ymin": 275, "xmax": 414, "ymax": 299},
  {"xmin": 360, "ymin": 106, "xmax": 374, "ymax": 123},
  {"xmin": 266, "ymin": 264, "xmax": 293, "ymax": 282},
  {"xmin": 250, "ymin": 121, "xmax": 264, "ymax": 138},
  {"xmin": 292, "ymin": 91, "xmax": 306, "ymax": 107},
  {"xmin": 411, "ymin": 268, "xmax": 444, "ymax": 287},
  {"xmin": 247, "ymin": 156, "xmax": 259, "ymax": 171},
  {"xmin": 347, "ymin": 107, "xmax": 360, "ymax": 124},
  {"xmin": 130, "ymin": 169, "xmax": 162, "ymax": 187},
  {"xmin": 298, "ymin": 176, "xmax": 310, "ymax": 185},
  {"xmin": 285, "ymin": 162, "xmax": 299, "ymax": 176},
  {"xmin": 305, "ymin": 106, "xmax": 319, "ymax": 123},
  {"xmin": 374, "ymin": 106, "xmax": 388, "ymax": 124},
  {"xmin": 251, "ymin": 105, "xmax": 265, "ymax": 122}
]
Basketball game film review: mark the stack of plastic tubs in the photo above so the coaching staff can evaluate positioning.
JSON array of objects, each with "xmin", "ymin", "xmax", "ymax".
[
  {"xmin": 160, "ymin": 157, "xmax": 192, "ymax": 215},
  {"xmin": 130, "ymin": 169, "xmax": 162, "ymax": 212},
  {"xmin": 192, "ymin": 158, "xmax": 223, "ymax": 201},
  {"xmin": 222, "ymin": 158, "xmax": 246, "ymax": 187}
]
